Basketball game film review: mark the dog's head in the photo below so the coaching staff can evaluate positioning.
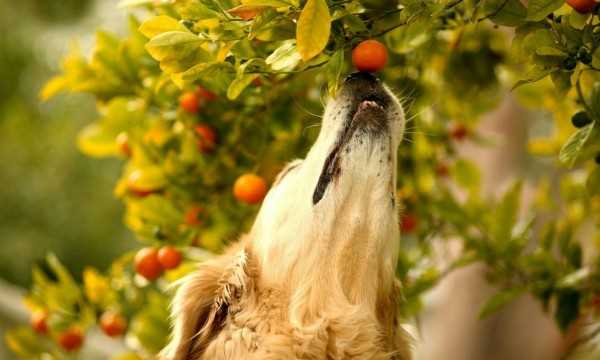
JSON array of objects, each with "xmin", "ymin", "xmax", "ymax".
[
  {"xmin": 161, "ymin": 74, "xmax": 406, "ymax": 360},
  {"xmin": 252, "ymin": 72, "xmax": 405, "ymax": 296}
]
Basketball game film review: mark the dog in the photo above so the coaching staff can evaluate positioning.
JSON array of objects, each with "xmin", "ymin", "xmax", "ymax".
[{"xmin": 160, "ymin": 72, "xmax": 411, "ymax": 360}]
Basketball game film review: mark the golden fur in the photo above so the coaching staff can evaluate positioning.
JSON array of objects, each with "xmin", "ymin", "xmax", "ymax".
[{"xmin": 161, "ymin": 74, "xmax": 412, "ymax": 360}]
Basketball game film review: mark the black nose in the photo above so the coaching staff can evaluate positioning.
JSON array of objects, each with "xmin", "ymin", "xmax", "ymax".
[
  {"xmin": 344, "ymin": 72, "xmax": 379, "ymax": 85},
  {"xmin": 343, "ymin": 72, "xmax": 386, "ymax": 101}
]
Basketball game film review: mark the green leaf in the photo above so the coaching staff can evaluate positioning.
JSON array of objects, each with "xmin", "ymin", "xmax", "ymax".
[
  {"xmin": 266, "ymin": 40, "xmax": 302, "ymax": 71},
  {"xmin": 557, "ymin": 268, "xmax": 590, "ymax": 288},
  {"xmin": 145, "ymin": 31, "xmax": 203, "ymax": 62},
  {"xmin": 511, "ymin": 65, "xmax": 556, "ymax": 90},
  {"xmin": 590, "ymin": 82, "xmax": 600, "ymax": 119},
  {"xmin": 241, "ymin": 0, "xmax": 291, "ymax": 6},
  {"xmin": 483, "ymin": 0, "xmax": 527, "ymax": 27},
  {"xmin": 526, "ymin": 0, "xmax": 563, "ymax": 21},
  {"xmin": 587, "ymin": 167, "xmax": 600, "ymax": 195},
  {"xmin": 326, "ymin": 50, "xmax": 345, "ymax": 97},
  {"xmin": 559, "ymin": 122, "xmax": 595, "ymax": 167},
  {"xmin": 386, "ymin": 19, "xmax": 430, "ymax": 54},
  {"xmin": 139, "ymin": 16, "xmax": 188, "ymax": 39},
  {"xmin": 5, "ymin": 327, "xmax": 50, "ymax": 358},
  {"xmin": 479, "ymin": 288, "xmax": 524, "ymax": 319},
  {"xmin": 550, "ymin": 71, "xmax": 572, "ymax": 96},
  {"xmin": 490, "ymin": 182, "xmax": 522, "ymax": 243},
  {"xmin": 451, "ymin": 159, "xmax": 481, "ymax": 193},
  {"xmin": 227, "ymin": 73, "xmax": 259, "ymax": 99},
  {"xmin": 296, "ymin": 0, "xmax": 331, "ymax": 61}
]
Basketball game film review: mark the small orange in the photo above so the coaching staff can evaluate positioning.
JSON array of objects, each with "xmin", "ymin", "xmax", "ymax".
[
  {"xmin": 233, "ymin": 174, "xmax": 268, "ymax": 204},
  {"xmin": 116, "ymin": 132, "xmax": 131, "ymax": 157},
  {"xmin": 566, "ymin": 0, "xmax": 596, "ymax": 13},
  {"xmin": 352, "ymin": 40, "xmax": 388, "ymax": 72},
  {"xmin": 184, "ymin": 206, "xmax": 204, "ymax": 226},
  {"xmin": 180, "ymin": 91, "xmax": 200, "ymax": 114},
  {"xmin": 57, "ymin": 327, "xmax": 84, "ymax": 352},
  {"xmin": 194, "ymin": 125, "xmax": 217, "ymax": 153},
  {"xmin": 400, "ymin": 214, "xmax": 418, "ymax": 233},
  {"xmin": 134, "ymin": 247, "xmax": 163, "ymax": 280},
  {"xmin": 196, "ymin": 86, "xmax": 218, "ymax": 101},
  {"xmin": 158, "ymin": 246, "xmax": 182, "ymax": 270},
  {"xmin": 31, "ymin": 311, "xmax": 49, "ymax": 335},
  {"xmin": 450, "ymin": 124, "xmax": 468, "ymax": 141},
  {"xmin": 99, "ymin": 311, "xmax": 127, "ymax": 337}
]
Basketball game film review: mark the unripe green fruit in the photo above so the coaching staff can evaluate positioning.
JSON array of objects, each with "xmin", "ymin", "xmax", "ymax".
[{"xmin": 571, "ymin": 111, "xmax": 592, "ymax": 128}]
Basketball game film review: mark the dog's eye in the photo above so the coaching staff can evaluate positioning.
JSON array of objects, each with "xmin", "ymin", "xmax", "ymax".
[{"xmin": 273, "ymin": 159, "xmax": 302, "ymax": 185}]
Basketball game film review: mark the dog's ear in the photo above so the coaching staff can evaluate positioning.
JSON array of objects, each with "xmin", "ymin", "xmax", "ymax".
[{"xmin": 160, "ymin": 249, "xmax": 253, "ymax": 360}]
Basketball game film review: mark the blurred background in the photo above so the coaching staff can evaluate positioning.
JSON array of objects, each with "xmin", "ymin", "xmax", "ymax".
[{"xmin": 0, "ymin": 0, "xmax": 134, "ymax": 357}]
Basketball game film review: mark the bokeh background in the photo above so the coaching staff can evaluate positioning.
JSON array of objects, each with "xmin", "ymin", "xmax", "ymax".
[{"xmin": 0, "ymin": 1, "xmax": 133, "ymax": 357}]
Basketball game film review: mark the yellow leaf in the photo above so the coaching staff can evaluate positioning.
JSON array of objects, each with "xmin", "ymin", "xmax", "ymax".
[
  {"xmin": 83, "ymin": 267, "xmax": 110, "ymax": 304},
  {"xmin": 296, "ymin": 0, "xmax": 331, "ymax": 61},
  {"xmin": 39, "ymin": 76, "xmax": 69, "ymax": 101},
  {"xmin": 139, "ymin": 15, "xmax": 188, "ymax": 38}
]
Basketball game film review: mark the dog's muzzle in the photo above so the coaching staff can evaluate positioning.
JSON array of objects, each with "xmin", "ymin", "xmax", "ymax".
[{"xmin": 312, "ymin": 73, "xmax": 394, "ymax": 205}]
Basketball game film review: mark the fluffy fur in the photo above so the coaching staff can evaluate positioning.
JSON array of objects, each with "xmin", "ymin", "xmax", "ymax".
[{"xmin": 160, "ymin": 73, "xmax": 411, "ymax": 360}]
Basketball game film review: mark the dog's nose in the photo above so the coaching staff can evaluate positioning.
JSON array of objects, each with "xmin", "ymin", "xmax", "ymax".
[
  {"xmin": 343, "ymin": 72, "xmax": 384, "ymax": 98},
  {"xmin": 344, "ymin": 72, "xmax": 379, "ymax": 85}
]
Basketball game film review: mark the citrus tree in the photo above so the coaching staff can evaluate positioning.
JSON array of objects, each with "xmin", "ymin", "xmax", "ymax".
[{"xmin": 6, "ymin": 0, "xmax": 600, "ymax": 358}]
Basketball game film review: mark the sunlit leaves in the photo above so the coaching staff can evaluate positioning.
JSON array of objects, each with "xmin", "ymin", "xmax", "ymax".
[
  {"xmin": 526, "ymin": 0, "xmax": 564, "ymax": 21},
  {"xmin": 559, "ymin": 122, "xmax": 595, "ymax": 167},
  {"xmin": 296, "ymin": 0, "xmax": 331, "ymax": 61}
]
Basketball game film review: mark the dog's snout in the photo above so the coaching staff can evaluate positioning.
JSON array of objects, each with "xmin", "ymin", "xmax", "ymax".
[
  {"xmin": 344, "ymin": 72, "xmax": 379, "ymax": 86},
  {"xmin": 343, "ymin": 72, "xmax": 387, "ymax": 101}
]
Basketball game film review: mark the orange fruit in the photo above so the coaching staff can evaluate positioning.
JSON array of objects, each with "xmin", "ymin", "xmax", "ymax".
[
  {"xmin": 184, "ymin": 206, "xmax": 204, "ymax": 226},
  {"xmin": 31, "ymin": 311, "xmax": 48, "ymax": 335},
  {"xmin": 57, "ymin": 327, "xmax": 84, "ymax": 352},
  {"xmin": 158, "ymin": 246, "xmax": 182, "ymax": 270},
  {"xmin": 566, "ymin": 0, "xmax": 596, "ymax": 13},
  {"xmin": 450, "ymin": 124, "xmax": 468, "ymax": 141},
  {"xmin": 400, "ymin": 214, "xmax": 418, "ymax": 233},
  {"xmin": 100, "ymin": 311, "xmax": 127, "ymax": 337},
  {"xmin": 116, "ymin": 132, "xmax": 131, "ymax": 157},
  {"xmin": 233, "ymin": 174, "xmax": 268, "ymax": 204},
  {"xmin": 352, "ymin": 40, "xmax": 388, "ymax": 72},
  {"xmin": 196, "ymin": 86, "xmax": 218, "ymax": 101},
  {"xmin": 194, "ymin": 124, "xmax": 217, "ymax": 153},
  {"xmin": 134, "ymin": 247, "xmax": 163, "ymax": 280},
  {"xmin": 180, "ymin": 91, "xmax": 200, "ymax": 114}
]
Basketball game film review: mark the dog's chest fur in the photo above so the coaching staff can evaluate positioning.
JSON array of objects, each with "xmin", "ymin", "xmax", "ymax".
[{"xmin": 200, "ymin": 268, "xmax": 407, "ymax": 360}]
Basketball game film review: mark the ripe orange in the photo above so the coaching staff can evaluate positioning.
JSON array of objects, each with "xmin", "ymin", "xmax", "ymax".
[
  {"xmin": 184, "ymin": 206, "xmax": 204, "ymax": 226},
  {"xmin": 180, "ymin": 91, "xmax": 200, "ymax": 114},
  {"xmin": 566, "ymin": 0, "xmax": 596, "ymax": 13},
  {"xmin": 134, "ymin": 247, "xmax": 163, "ymax": 280},
  {"xmin": 57, "ymin": 327, "xmax": 84, "ymax": 352},
  {"xmin": 196, "ymin": 86, "xmax": 218, "ymax": 101},
  {"xmin": 435, "ymin": 163, "xmax": 449, "ymax": 177},
  {"xmin": 400, "ymin": 214, "xmax": 418, "ymax": 233},
  {"xmin": 158, "ymin": 246, "xmax": 182, "ymax": 270},
  {"xmin": 233, "ymin": 174, "xmax": 268, "ymax": 204},
  {"xmin": 100, "ymin": 312, "xmax": 127, "ymax": 337},
  {"xmin": 352, "ymin": 40, "xmax": 388, "ymax": 72},
  {"xmin": 194, "ymin": 124, "xmax": 217, "ymax": 153},
  {"xmin": 116, "ymin": 132, "xmax": 131, "ymax": 157},
  {"xmin": 31, "ymin": 311, "xmax": 48, "ymax": 335},
  {"xmin": 450, "ymin": 124, "xmax": 468, "ymax": 141}
]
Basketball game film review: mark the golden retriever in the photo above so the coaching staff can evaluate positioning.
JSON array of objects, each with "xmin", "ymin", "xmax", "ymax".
[{"xmin": 160, "ymin": 72, "xmax": 411, "ymax": 360}]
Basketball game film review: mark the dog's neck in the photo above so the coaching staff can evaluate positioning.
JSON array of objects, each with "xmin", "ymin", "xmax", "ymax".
[{"xmin": 250, "ymin": 132, "xmax": 400, "ymax": 323}]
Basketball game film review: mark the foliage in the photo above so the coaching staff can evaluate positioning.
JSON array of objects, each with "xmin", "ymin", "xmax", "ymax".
[{"xmin": 6, "ymin": 0, "xmax": 600, "ymax": 358}]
